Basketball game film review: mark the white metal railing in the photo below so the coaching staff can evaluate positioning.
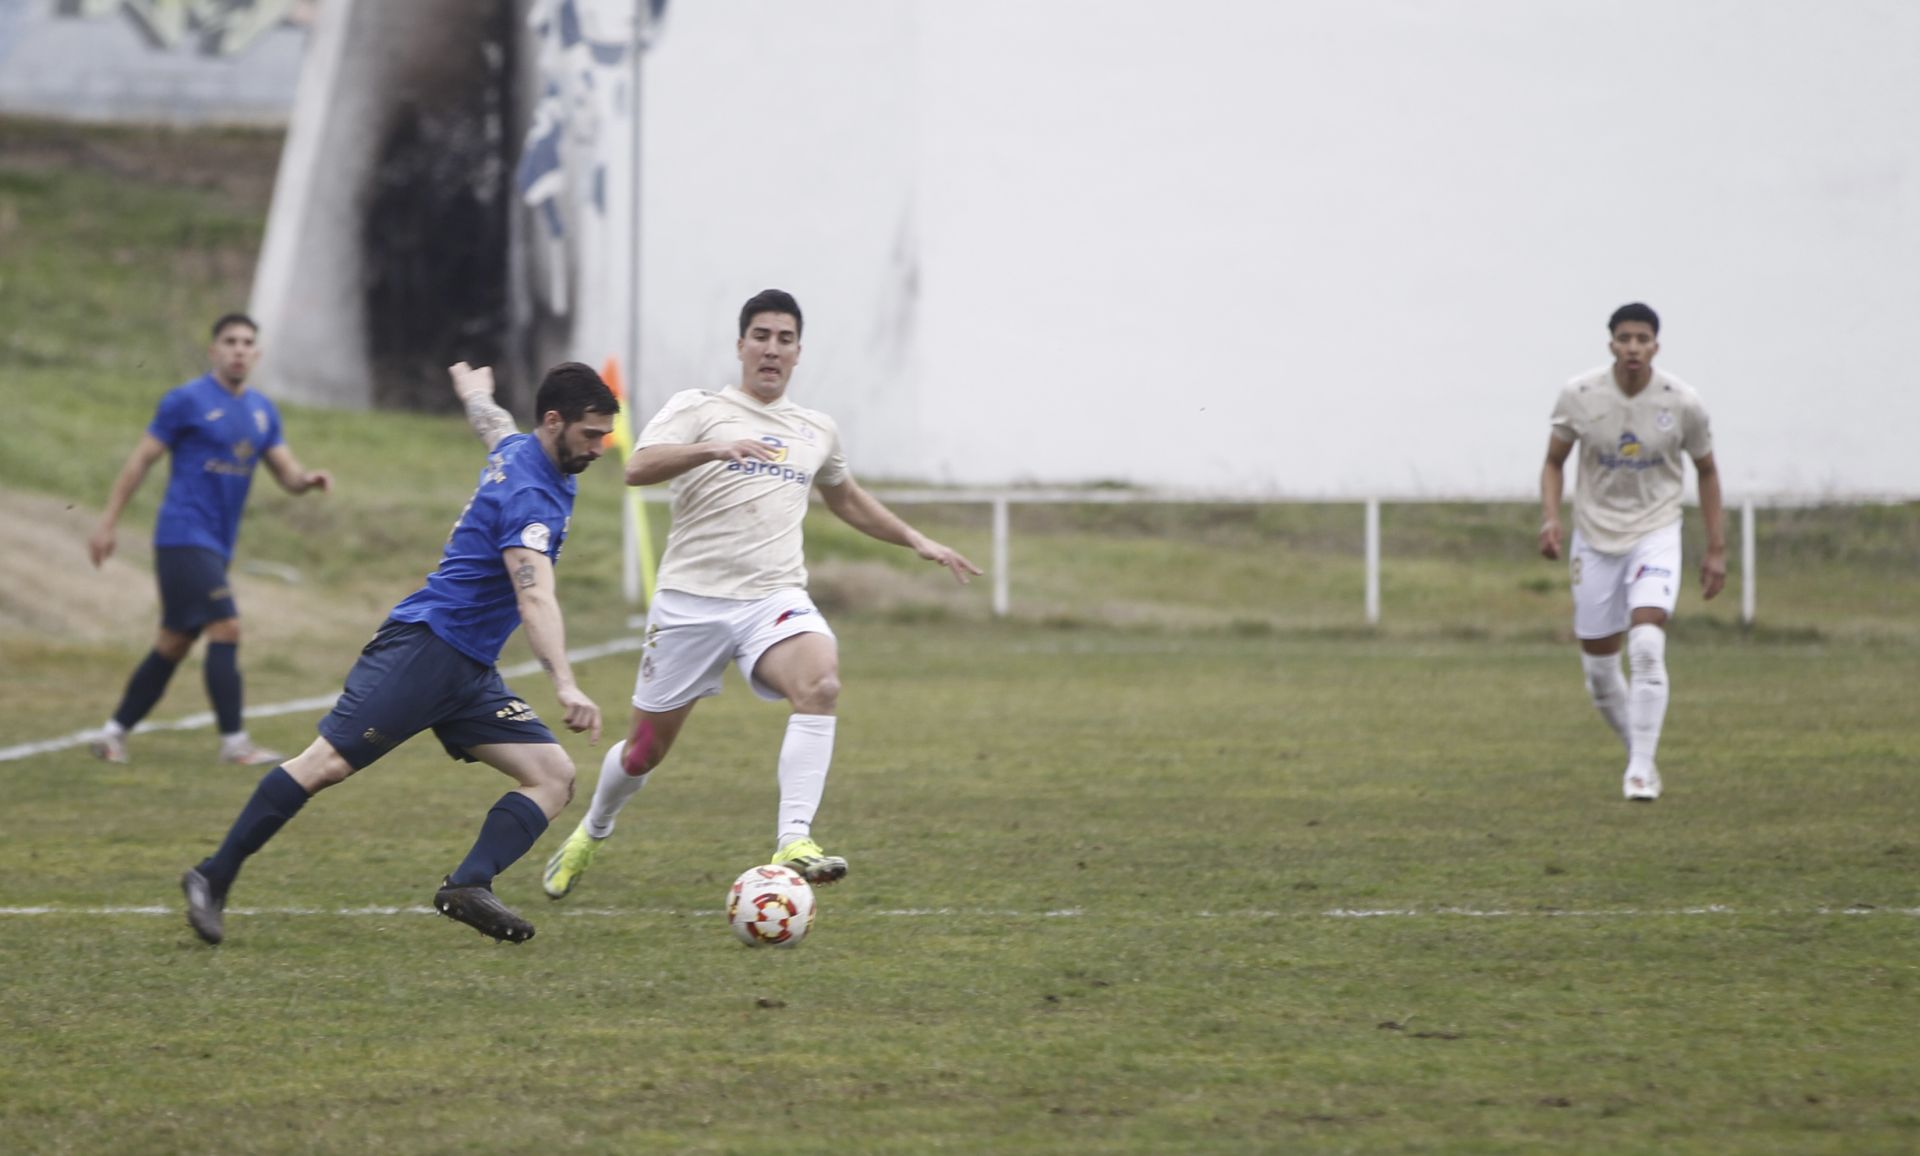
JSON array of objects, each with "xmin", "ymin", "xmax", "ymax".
[{"xmin": 630, "ymin": 489, "xmax": 1882, "ymax": 625}]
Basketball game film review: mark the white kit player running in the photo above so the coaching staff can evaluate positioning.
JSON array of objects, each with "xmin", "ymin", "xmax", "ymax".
[
  {"xmin": 542, "ymin": 289, "xmax": 982, "ymax": 896},
  {"xmin": 1539, "ymin": 302, "xmax": 1726, "ymax": 801}
]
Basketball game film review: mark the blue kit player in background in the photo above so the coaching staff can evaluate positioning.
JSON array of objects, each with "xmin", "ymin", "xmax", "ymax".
[
  {"xmin": 88, "ymin": 313, "xmax": 332, "ymax": 766},
  {"xmin": 179, "ymin": 360, "xmax": 618, "ymax": 946}
]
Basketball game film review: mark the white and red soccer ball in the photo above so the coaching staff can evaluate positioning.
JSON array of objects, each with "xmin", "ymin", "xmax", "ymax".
[{"xmin": 726, "ymin": 864, "xmax": 816, "ymax": 947}]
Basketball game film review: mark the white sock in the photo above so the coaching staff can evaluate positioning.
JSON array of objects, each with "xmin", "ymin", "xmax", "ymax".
[
  {"xmin": 102, "ymin": 719, "xmax": 128, "ymax": 739},
  {"xmin": 584, "ymin": 739, "xmax": 649, "ymax": 839},
  {"xmin": 1580, "ymin": 651, "xmax": 1630, "ymax": 749},
  {"xmin": 218, "ymin": 730, "xmax": 249, "ymax": 753},
  {"xmin": 775, "ymin": 714, "xmax": 837, "ymax": 848},
  {"xmin": 1626, "ymin": 623, "xmax": 1669, "ymax": 771}
]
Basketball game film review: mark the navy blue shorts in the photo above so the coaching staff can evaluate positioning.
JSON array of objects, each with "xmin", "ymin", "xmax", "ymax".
[
  {"xmin": 155, "ymin": 546, "xmax": 237, "ymax": 634},
  {"xmin": 317, "ymin": 619, "xmax": 559, "ymax": 771}
]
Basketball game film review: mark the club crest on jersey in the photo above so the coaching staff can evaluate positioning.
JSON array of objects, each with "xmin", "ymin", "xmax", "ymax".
[
  {"xmin": 205, "ymin": 409, "xmax": 224, "ymax": 421},
  {"xmin": 1655, "ymin": 408, "xmax": 1675, "ymax": 431}
]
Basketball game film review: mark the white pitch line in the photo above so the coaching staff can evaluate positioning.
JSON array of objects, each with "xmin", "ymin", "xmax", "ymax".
[
  {"xmin": 0, "ymin": 636, "xmax": 647, "ymax": 763},
  {"xmin": 1, "ymin": 905, "xmax": 1915, "ymax": 920}
]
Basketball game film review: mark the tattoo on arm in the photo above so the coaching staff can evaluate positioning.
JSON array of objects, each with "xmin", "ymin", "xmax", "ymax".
[
  {"xmin": 514, "ymin": 562, "xmax": 538, "ymax": 589},
  {"xmin": 464, "ymin": 396, "xmax": 518, "ymax": 447},
  {"xmin": 541, "ymin": 657, "xmax": 556, "ymax": 675}
]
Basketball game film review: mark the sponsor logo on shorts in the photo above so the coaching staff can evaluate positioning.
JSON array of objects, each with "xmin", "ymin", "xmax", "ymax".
[
  {"xmin": 361, "ymin": 727, "xmax": 394, "ymax": 749},
  {"xmin": 1571, "ymin": 557, "xmax": 1582, "ymax": 586},
  {"xmin": 641, "ymin": 655, "xmax": 655, "ymax": 683},
  {"xmin": 1632, "ymin": 564, "xmax": 1674, "ymax": 581},
  {"xmin": 495, "ymin": 699, "xmax": 540, "ymax": 722},
  {"xmin": 774, "ymin": 607, "xmax": 814, "ymax": 626},
  {"xmin": 207, "ymin": 586, "xmax": 231, "ymax": 601}
]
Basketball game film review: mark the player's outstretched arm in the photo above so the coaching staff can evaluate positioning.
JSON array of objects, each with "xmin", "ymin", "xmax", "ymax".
[
  {"xmin": 503, "ymin": 545, "xmax": 601, "ymax": 742},
  {"xmin": 818, "ymin": 478, "xmax": 983, "ymax": 584},
  {"xmin": 450, "ymin": 362, "xmax": 519, "ymax": 450},
  {"xmin": 1694, "ymin": 452, "xmax": 1727, "ymax": 600},
  {"xmin": 624, "ymin": 438, "xmax": 779, "ymax": 486},
  {"xmin": 89, "ymin": 434, "xmax": 167, "ymax": 567},
  {"xmin": 1538, "ymin": 435, "xmax": 1574, "ymax": 560},
  {"xmin": 262, "ymin": 444, "xmax": 333, "ymax": 495}
]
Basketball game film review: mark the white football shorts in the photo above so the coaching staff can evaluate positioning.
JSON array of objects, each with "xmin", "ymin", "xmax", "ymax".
[
  {"xmin": 631, "ymin": 588, "xmax": 836, "ymax": 711},
  {"xmin": 1568, "ymin": 520, "xmax": 1683, "ymax": 639}
]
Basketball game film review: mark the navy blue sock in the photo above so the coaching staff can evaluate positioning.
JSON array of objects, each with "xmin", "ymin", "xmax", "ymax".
[
  {"xmin": 448, "ymin": 792, "xmax": 550, "ymax": 888},
  {"xmin": 204, "ymin": 641, "xmax": 243, "ymax": 735},
  {"xmin": 197, "ymin": 767, "xmax": 310, "ymax": 897},
  {"xmin": 112, "ymin": 650, "xmax": 179, "ymax": 731}
]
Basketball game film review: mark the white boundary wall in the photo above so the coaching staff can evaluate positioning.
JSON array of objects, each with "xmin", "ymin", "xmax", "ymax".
[{"xmin": 637, "ymin": 1, "xmax": 1920, "ymax": 499}]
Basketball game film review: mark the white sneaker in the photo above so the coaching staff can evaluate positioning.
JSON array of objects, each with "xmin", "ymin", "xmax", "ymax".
[
  {"xmin": 89, "ymin": 730, "xmax": 129, "ymax": 764},
  {"xmin": 218, "ymin": 741, "xmax": 284, "ymax": 766},
  {"xmin": 1623, "ymin": 764, "xmax": 1662, "ymax": 802}
]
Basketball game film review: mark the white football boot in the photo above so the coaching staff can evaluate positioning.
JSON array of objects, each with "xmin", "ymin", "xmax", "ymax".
[{"xmin": 1622, "ymin": 764, "xmax": 1663, "ymax": 802}]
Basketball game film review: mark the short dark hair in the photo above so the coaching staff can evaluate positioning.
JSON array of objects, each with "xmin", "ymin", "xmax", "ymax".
[
  {"xmin": 211, "ymin": 312, "xmax": 257, "ymax": 339},
  {"xmin": 1609, "ymin": 302, "xmax": 1660, "ymax": 335},
  {"xmin": 534, "ymin": 361, "xmax": 620, "ymax": 423},
  {"xmin": 738, "ymin": 289, "xmax": 803, "ymax": 338}
]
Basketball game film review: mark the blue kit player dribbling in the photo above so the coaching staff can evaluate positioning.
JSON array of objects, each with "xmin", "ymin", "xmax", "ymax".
[{"xmin": 179, "ymin": 361, "xmax": 618, "ymax": 945}]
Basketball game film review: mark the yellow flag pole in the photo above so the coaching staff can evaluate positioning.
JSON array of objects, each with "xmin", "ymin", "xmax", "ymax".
[{"xmin": 602, "ymin": 358, "xmax": 656, "ymax": 608}]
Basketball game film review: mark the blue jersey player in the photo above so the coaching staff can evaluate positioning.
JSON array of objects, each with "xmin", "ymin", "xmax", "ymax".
[
  {"xmin": 179, "ymin": 360, "xmax": 619, "ymax": 946},
  {"xmin": 88, "ymin": 313, "xmax": 332, "ymax": 766}
]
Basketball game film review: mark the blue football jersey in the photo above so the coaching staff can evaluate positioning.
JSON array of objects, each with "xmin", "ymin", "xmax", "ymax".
[
  {"xmin": 148, "ymin": 374, "xmax": 284, "ymax": 558},
  {"xmin": 389, "ymin": 433, "xmax": 577, "ymax": 665}
]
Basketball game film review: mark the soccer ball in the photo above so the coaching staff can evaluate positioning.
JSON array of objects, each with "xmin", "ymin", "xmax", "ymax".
[{"xmin": 726, "ymin": 864, "xmax": 816, "ymax": 947}]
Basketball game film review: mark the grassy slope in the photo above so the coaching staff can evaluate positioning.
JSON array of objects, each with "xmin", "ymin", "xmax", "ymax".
[{"xmin": 3, "ymin": 117, "xmax": 1919, "ymax": 1155}]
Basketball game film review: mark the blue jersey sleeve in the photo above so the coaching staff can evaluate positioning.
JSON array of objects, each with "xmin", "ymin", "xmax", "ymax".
[
  {"xmin": 256, "ymin": 397, "xmax": 285, "ymax": 454},
  {"xmin": 148, "ymin": 388, "xmax": 193, "ymax": 447},
  {"xmin": 495, "ymin": 489, "xmax": 568, "ymax": 560}
]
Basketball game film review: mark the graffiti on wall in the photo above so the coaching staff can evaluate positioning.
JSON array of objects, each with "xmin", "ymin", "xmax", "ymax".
[{"xmin": 54, "ymin": 0, "xmax": 316, "ymax": 56}]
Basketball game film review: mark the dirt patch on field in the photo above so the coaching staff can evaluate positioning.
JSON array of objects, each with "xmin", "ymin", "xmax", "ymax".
[
  {"xmin": 0, "ymin": 116, "xmax": 284, "ymax": 209},
  {"xmin": 0, "ymin": 490, "xmax": 372, "ymax": 649}
]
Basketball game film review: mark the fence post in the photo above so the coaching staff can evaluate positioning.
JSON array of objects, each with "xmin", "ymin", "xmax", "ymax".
[
  {"xmin": 992, "ymin": 495, "xmax": 1010, "ymax": 618},
  {"xmin": 1365, "ymin": 497, "xmax": 1380, "ymax": 625},
  {"xmin": 1740, "ymin": 498, "xmax": 1756, "ymax": 626}
]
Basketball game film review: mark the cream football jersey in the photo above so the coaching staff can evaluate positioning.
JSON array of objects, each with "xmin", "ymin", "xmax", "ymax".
[
  {"xmin": 1550, "ymin": 366, "xmax": 1714, "ymax": 555},
  {"xmin": 637, "ymin": 386, "xmax": 851, "ymax": 599}
]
